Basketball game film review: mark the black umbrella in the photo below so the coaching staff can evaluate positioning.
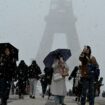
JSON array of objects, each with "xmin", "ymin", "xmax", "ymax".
[
  {"xmin": 43, "ymin": 48, "xmax": 71, "ymax": 67},
  {"xmin": 0, "ymin": 43, "xmax": 19, "ymax": 60}
]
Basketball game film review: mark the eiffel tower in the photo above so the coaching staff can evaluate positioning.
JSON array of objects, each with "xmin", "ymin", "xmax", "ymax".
[{"xmin": 36, "ymin": 0, "xmax": 81, "ymax": 70}]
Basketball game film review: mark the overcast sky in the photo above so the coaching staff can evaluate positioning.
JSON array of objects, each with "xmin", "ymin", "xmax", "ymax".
[{"xmin": 0, "ymin": 0, "xmax": 105, "ymax": 90}]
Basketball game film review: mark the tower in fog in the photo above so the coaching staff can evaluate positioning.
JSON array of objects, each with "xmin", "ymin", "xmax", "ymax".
[{"xmin": 36, "ymin": 0, "xmax": 80, "ymax": 70}]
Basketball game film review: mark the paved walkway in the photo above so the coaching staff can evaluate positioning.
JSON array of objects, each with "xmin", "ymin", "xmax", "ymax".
[{"xmin": 7, "ymin": 95, "xmax": 105, "ymax": 105}]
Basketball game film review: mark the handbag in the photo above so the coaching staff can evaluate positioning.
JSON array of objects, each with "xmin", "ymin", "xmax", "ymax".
[{"xmin": 53, "ymin": 73, "xmax": 62, "ymax": 81}]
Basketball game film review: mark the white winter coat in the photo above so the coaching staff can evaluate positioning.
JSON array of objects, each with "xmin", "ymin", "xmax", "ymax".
[{"xmin": 51, "ymin": 61, "xmax": 68, "ymax": 96}]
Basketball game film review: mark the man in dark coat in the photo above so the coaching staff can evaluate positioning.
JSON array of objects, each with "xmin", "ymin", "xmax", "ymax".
[
  {"xmin": 17, "ymin": 60, "xmax": 28, "ymax": 99},
  {"xmin": 28, "ymin": 60, "xmax": 41, "ymax": 99}
]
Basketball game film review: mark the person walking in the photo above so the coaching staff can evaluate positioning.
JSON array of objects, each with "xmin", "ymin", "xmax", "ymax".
[
  {"xmin": 28, "ymin": 60, "xmax": 41, "ymax": 99},
  {"xmin": 40, "ymin": 67, "xmax": 53, "ymax": 98},
  {"xmin": 0, "ymin": 47, "xmax": 17, "ymax": 105},
  {"xmin": 51, "ymin": 55, "xmax": 69, "ymax": 105},
  {"xmin": 68, "ymin": 66, "xmax": 82, "ymax": 102},
  {"xmin": 95, "ymin": 77, "xmax": 104, "ymax": 96},
  {"xmin": 40, "ymin": 74, "xmax": 48, "ymax": 98},
  {"xmin": 17, "ymin": 60, "xmax": 28, "ymax": 99}
]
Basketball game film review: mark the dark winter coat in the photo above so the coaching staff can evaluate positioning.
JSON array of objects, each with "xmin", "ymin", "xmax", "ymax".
[
  {"xmin": 28, "ymin": 62, "xmax": 41, "ymax": 79},
  {"xmin": 17, "ymin": 60, "xmax": 28, "ymax": 82},
  {"xmin": 44, "ymin": 67, "xmax": 53, "ymax": 85},
  {"xmin": 0, "ymin": 54, "xmax": 17, "ymax": 80}
]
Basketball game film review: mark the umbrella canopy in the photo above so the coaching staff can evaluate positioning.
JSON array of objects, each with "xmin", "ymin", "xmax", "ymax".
[
  {"xmin": 43, "ymin": 48, "xmax": 71, "ymax": 67},
  {"xmin": 0, "ymin": 43, "xmax": 19, "ymax": 60}
]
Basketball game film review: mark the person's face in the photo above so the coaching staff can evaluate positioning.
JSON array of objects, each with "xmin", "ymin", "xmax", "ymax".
[
  {"xmin": 5, "ymin": 48, "xmax": 10, "ymax": 56},
  {"xmin": 59, "ymin": 57, "xmax": 64, "ymax": 63},
  {"xmin": 58, "ymin": 57, "xmax": 64, "ymax": 65},
  {"xmin": 83, "ymin": 46, "xmax": 90, "ymax": 55}
]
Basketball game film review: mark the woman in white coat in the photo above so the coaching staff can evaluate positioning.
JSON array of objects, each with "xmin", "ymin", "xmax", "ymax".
[{"xmin": 51, "ymin": 56, "xmax": 69, "ymax": 105}]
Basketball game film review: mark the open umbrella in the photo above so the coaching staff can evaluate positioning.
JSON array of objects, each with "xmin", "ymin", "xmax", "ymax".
[
  {"xmin": 43, "ymin": 48, "xmax": 71, "ymax": 67},
  {"xmin": 0, "ymin": 43, "xmax": 19, "ymax": 60}
]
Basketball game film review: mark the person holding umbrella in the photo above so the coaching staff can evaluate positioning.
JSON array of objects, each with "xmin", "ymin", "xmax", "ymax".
[
  {"xmin": 43, "ymin": 49, "xmax": 71, "ymax": 105},
  {"xmin": 50, "ymin": 55, "xmax": 69, "ymax": 105},
  {"xmin": 0, "ymin": 47, "xmax": 17, "ymax": 105}
]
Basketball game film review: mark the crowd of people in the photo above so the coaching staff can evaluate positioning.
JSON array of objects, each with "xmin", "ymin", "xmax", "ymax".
[{"xmin": 0, "ymin": 45, "xmax": 104, "ymax": 105}]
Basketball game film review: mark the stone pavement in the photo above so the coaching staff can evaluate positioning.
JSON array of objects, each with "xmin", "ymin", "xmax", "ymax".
[
  {"xmin": 7, "ymin": 95, "xmax": 105, "ymax": 105},
  {"xmin": 8, "ymin": 95, "xmax": 46, "ymax": 105}
]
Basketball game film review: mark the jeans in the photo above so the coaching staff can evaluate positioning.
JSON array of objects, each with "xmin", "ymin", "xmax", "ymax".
[
  {"xmin": 54, "ymin": 95, "xmax": 65, "ymax": 105},
  {"xmin": 0, "ymin": 79, "xmax": 11, "ymax": 105},
  {"xmin": 81, "ymin": 78, "xmax": 95, "ymax": 105}
]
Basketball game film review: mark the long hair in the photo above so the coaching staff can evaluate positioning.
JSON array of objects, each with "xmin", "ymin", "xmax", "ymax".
[{"xmin": 86, "ymin": 45, "xmax": 91, "ymax": 58}]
